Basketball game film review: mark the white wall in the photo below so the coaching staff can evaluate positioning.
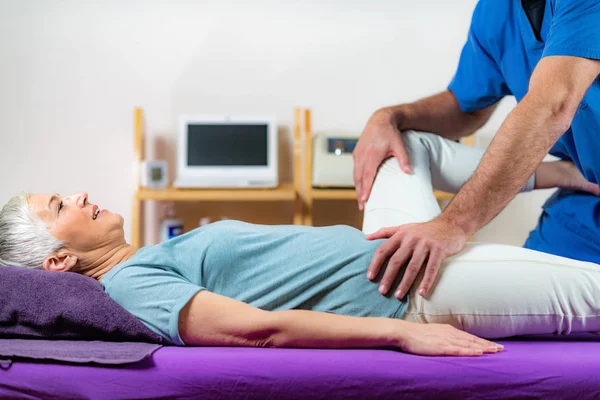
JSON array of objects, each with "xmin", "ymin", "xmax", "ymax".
[{"xmin": 0, "ymin": 0, "xmax": 554, "ymax": 246}]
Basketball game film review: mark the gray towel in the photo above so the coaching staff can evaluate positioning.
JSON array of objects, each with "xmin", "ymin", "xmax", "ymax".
[{"xmin": 0, "ymin": 339, "xmax": 161, "ymax": 365}]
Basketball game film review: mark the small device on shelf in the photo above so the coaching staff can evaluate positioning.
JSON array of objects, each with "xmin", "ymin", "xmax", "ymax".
[
  {"xmin": 159, "ymin": 202, "xmax": 183, "ymax": 242},
  {"xmin": 312, "ymin": 132, "xmax": 359, "ymax": 188},
  {"xmin": 140, "ymin": 160, "xmax": 169, "ymax": 189},
  {"xmin": 174, "ymin": 115, "xmax": 278, "ymax": 189}
]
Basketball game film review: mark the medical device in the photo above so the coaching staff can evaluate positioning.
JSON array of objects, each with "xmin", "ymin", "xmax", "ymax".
[
  {"xmin": 312, "ymin": 132, "xmax": 359, "ymax": 187},
  {"xmin": 140, "ymin": 160, "xmax": 169, "ymax": 189},
  {"xmin": 174, "ymin": 115, "xmax": 278, "ymax": 188}
]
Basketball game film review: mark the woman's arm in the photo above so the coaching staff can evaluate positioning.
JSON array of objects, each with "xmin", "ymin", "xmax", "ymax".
[
  {"xmin": 178, "ymin": 290, "xmax": 502, "ymax": 356},
  {"xmin": 534, "ymin": 161, "xmax": 600, "ymax": 195}
]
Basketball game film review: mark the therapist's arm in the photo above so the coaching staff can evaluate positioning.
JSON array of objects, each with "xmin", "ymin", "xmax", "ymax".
[
  {"xmin": 444, "ymin": 56, "xmax": 600, "ymax": 236},
  {"xmin": 384, "ymin": 90, "xmax": 496, "ymax": 140},
  {"xmin": 389, "ymin": 90, "xmax": 497, "ymax": 141},
  {"xmin": 178, "ymin": 290, "xmax": 502, "ymax": 356},
  {"xmin": 368, "ymin": 55, "xmax": 600, "ymax": 298}
]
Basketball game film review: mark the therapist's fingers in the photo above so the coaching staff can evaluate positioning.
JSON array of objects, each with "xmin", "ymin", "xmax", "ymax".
[
  {"xmin": 353, "ymin": 151, "xmax": 366, "ymax": 207},
  {"xmin": 356, "ymin": 144, "xmax": 388, "ymax": 211},
  {"xmin": 418, "ymin": 249, "xmax": 444, "ymax": 297},
  {"xmin": 366, "ymin": 226, "xmax": 400, "ymax": 240},
  {"xmin": 366, "ymin": 233, "xmax": 402, "ymax": 281},
  {"xmin": 391, "ymin": 139, "xmax": 411, "ymax": 176},
  {"xmin": 359, "ymin": 157, "xmax": 383, "ymax": 210},
  {"xmin": 359, "ymin": 137, "xmax": 411, "ymax": 211},
  {"xmin": 380, "ymin": 243, "xmax": 411, "ymax": 296},
  {"xmin": 395, "ymin": 244, "xmax": 428, "ymax": 299}
]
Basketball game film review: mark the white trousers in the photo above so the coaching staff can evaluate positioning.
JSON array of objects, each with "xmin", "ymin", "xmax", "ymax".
[{"xmin": 363, "ymin": 131, "xmax": 600, "ymax": 338}]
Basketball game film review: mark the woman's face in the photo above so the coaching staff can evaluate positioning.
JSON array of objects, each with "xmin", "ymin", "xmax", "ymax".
[{"xmin": 28, "ymin": 192, "xmax": 125, "ymax": 252}]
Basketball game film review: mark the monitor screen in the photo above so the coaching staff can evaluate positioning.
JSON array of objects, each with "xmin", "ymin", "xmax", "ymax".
[{"xmin": 187, "ymin": 124, "xmax": 269, "ymax": 166}]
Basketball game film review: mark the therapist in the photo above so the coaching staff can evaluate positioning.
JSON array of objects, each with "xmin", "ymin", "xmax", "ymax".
[{"xmin": 353, "ymin": 0, "xmax": 600, "ymax": 300}]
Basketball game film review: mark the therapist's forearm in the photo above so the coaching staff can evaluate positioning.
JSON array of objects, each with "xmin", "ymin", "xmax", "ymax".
[
  {"xmin": 438, "ymin": 94, "xmax": 573, "ymax": 237},
  {"xmin": 438, "ymin": 56, "xmax": 600, "ymax": 236},
  {"xmin": 383, "ymin": 90, "xmax": 496, "ymax": 141}
]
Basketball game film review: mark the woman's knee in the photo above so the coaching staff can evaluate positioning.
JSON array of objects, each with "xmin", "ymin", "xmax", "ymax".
[{"xmin": 402, "ymin": 131, "xmax": 434, "ymax": 157}]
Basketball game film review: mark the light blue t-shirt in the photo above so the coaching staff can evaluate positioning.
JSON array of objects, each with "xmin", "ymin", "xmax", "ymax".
[
  {"xmin": 449, "ymin": 0, "xmax": 600, "ymax": 263},
  {"xmin": 101, "ymin": 221, "xmax": 408, "ymax": 345}
]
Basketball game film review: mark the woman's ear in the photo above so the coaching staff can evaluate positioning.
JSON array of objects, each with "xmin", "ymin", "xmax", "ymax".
[{"xmin": 42, "ymin": 252, "xmax": 78, "ymax": 272}]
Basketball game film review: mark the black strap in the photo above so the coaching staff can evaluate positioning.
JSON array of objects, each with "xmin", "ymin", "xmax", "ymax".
[{"xmin": 522, "ymin": 0, "xmax": 546, "ymax": 41}]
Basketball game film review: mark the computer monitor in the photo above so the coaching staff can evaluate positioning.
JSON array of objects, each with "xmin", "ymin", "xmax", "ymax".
[{"xmin": 174, "ymin": 115, "xmax": 278, "ymax": 188}]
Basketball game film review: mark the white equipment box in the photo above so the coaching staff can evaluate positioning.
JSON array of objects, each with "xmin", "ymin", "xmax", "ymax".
[{"xmin": 312, "ymin": 132, "xmax": 359, "ymax": 188}]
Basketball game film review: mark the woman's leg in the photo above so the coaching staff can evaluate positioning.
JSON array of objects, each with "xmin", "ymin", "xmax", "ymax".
[
  {"xmin": 404, "ymin": 243, "xmax": 600, "ymax": 338},
  {"xmin": 363, "ymin": 131, "xmax": 600, "ymax": 338},
  {"xmin": 362, "ymin": 131, "xmax": 488, "ymax": 234},
  {"xmin": 363, "ymin": 130, "xmax": 533, "ymax": 234}
]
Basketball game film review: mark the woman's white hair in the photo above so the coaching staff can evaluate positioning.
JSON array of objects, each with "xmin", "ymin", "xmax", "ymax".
[{"xmin": 0, "ymin": 192, "xmax": 63, "ymax": 269}]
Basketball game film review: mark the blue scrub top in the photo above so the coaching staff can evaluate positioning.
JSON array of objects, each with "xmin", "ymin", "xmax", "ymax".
[{"xmin": 448, "ymin": 0, "xmax": 600, "ymax": 264}]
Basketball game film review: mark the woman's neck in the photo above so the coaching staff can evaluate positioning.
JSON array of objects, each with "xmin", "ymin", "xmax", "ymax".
[{"xmin": 79, "ymin": 243, "xmax": 138, "ymax": 281}]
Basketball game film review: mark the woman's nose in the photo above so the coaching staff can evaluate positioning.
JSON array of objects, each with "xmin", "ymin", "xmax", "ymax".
[{"xmin": 64, "ymin": 192, "xmax": 88, "ymax": 207}]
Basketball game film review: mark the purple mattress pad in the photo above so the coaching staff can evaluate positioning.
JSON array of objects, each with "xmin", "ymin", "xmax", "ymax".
[{"xmin": 1, "ymin": 338, "xmax": 599, "ymax": 399}]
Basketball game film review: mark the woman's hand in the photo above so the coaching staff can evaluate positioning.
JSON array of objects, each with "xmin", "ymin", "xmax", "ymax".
[
  {"xmin": 398, "ymin": 321, "xmax": 503, "ymax": 356},
  {"xmin": 536, "ymin": 160, "xmax": 600, "ymax": 195}
]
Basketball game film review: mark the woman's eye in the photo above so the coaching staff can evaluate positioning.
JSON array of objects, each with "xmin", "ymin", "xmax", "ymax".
[{"xmin": 58, "ymin": 201, "xmax": 63, "ymax": 213}]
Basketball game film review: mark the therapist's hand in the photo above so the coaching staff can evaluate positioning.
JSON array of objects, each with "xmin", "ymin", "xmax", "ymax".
[
  {"xmin": 366, "ymin": 218, "xmax": 468, "ymax": 299},
  {"xmin": 353, "ymin": 108, "xmax": 412, "ymax": 211}
]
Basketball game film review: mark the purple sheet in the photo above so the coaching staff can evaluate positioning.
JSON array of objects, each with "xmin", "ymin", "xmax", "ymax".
[{"xmin": 1, "ymin": 339, "xmax": 598, "ymax": 399}]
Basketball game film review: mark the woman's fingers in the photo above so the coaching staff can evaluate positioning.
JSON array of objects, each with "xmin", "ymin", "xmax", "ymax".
[
  {"xmin": 452, "ymin": 328, "xmax": 502, "ymax": 349},
  {"xmin": 449, "ymin": 338, "xmax": 499, "ymax": 354},
  {"xmin": 450, "ymin": 328, "xmax": 504, "ymax": 352},
  {"xmin": 441, "ymin": 325, "xmax": 504, "ymax": 355},
  {"xmin": 469, "ymin": 335, "xmax": 504, "ymax": 351},
  {"xmin": 401, "ymin": 323, "xmax": 505, "ymax": 357},
  {"xmin": 442, "ymin": 337, "xmax": 500, "ymax": 356},
  {"xmin": 442, "ymin": 346, "xmax": 484, "ymax": 356}
]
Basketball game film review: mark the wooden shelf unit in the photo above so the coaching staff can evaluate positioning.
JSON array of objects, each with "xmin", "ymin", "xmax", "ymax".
[
  {"xmin": 136, "ymin": 183, "xmax": 296, "ymax": 202},
  {"xmin": 131, "ymin": 108, "xmax": 303, "ymax": 248},
  {"xmin": 299, "ymin": 109, "xmax": 461, "ymax": 226}
]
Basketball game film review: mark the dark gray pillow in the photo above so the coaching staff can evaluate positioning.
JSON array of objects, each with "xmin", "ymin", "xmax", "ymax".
[{"xmin": 0, "ymin": 266, "xmax": 161, "ymax": 343}]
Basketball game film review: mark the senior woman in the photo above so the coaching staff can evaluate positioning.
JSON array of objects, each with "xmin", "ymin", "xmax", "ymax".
[{"xmin": 1, "ymin": 132, "xmax": 600, "ymax": 357}]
